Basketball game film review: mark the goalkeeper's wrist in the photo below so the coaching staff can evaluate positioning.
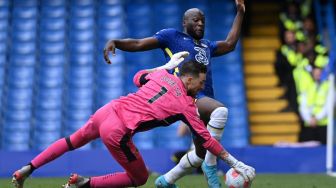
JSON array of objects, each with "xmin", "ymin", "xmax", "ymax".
[{"xmin": 223, "ymin": 153, "xmax": 238, "ymax": 167}]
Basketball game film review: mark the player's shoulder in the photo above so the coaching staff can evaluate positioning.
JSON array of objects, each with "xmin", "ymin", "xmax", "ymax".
[
  {"xmin": 155, "ymin": 28, "xmax": 179, "ymax": 35},
  {"xmin": 200, "ymin": 38, "xmax": 214, "ymax": 45}
]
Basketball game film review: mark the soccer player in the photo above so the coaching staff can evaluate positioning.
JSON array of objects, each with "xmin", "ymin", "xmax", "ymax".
[
  {"xmin": 12, "ymin": 52, "xmax": 255, "ymax": 188},
  {"xmin": 103, "ymin": 1, "xmax": 246, "ymax": 187}
]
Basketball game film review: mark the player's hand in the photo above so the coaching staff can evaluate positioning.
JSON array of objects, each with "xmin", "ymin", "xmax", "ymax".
[
  {"xmin": 235, "ymin": 0, "xmax": 245, "ymax": 13},
  {"xmin": 103, "ymin": 40, "xmax": 116, "ymax": 64},
  {"xmin": 162, "ymin": 51, "xmax": 189, "ymax": 70},
  {"xmin": 232, "ymin": 161, "xmax": 256, "ymax": 182}
]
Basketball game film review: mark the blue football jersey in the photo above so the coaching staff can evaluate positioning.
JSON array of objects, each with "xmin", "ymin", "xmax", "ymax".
[{"xmin": 154, "ymin": 28, "xmax": 218, "ymax": 98}]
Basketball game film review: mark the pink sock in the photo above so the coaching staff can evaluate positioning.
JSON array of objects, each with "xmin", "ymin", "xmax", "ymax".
[
  {"xmin": 31, "ymin": 138, "xmax": 69, "ymax": 168},
  {"xmin": 90, "ymin": 172, "xmax": 133, "ymax": 188}
]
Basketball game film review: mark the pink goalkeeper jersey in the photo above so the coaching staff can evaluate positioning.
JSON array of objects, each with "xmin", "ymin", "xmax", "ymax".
[{"xmin": 111, "ymin": 69, "xmax": 223, "ymax": 156}]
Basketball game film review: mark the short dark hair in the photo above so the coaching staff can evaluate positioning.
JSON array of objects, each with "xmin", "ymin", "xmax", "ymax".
[{"xmin": 180, "ymin": 60, "xmax": 207, "ymax": 77}]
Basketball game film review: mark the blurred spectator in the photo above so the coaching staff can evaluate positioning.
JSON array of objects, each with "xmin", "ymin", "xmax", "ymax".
[
  {"xmin": 297, "ymin": 65, "xmax": 329, "ymax": 144},
  {"xmin": 274, "ymin": 30, "xmax": 299, "ymax": 112},
  {"xmin": 279, "ymin": 1, "xmax": 302, "ymax": 41}
]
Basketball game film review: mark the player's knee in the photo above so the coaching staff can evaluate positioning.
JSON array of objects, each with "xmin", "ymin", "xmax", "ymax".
[
  {"xmin": 207, "ymin": 107, "xmax": 228, "ymax": 140},
  {"xmin": 133, "ymin": 171, "xmax": 149, "ymax": 186},
  {"xmin": 180, "ymin": 151, "xmax": 203, "ymax": 168},
  {"xmin": 209, "ymin": 107, "xmax": 228, "ymax": 129}
]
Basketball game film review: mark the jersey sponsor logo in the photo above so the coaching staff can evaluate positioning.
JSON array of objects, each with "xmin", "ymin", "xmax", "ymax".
[
  {"xmin": 194, "ymin": 47, "xmax": 209, "ymax": 65},
  {"xmin": 183, "ymin": 37, "xmax": 191, "ymax": 41}
]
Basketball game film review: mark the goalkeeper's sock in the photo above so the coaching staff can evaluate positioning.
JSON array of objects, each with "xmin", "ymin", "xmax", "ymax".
[
  {"xmin": 90, "ymin": 172, "xmax": 134, "ymax": 187},
  {"xmin": 164, "ymin": 150, "xmax": 203, "ymax": 184},
  {"xmin": 204, "ymin": 107, "xmax": 228, "ymax": 166},
  {"xmin": 31, "ymin": 138, "xmax": 70, "ymax": 168}
]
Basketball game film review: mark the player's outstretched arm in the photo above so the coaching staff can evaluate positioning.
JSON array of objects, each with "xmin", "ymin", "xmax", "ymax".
[
  {"xmin": 103, "ymin": 37, "xmax": 160, "ymax": 64},
  {"xmin": 213, "ymin": 0, "xmax": 245, "ymax": 56},
  {"xmin": 219, "ymin": 150, "xmax": 256, "ymax": 182}
]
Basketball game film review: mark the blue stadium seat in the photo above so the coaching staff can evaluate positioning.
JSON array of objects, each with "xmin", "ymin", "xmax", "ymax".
[
  {"xmin": 35, "ymin": 97, "xmax": 62, "ymax": 109},
  {"xmin": 7, "ymin": 76, "xmax": 34, "ymax": 88},
  {"xmin": 127, "ymin": 4, "xmax": 151, "ymax": 18},
  {"xmin": 97, "ymin": 17, "xmax": 124, "ymax": 30},
  {"xmin": 0, "ymin": 0, "xmax": 9, "ymax": 6},
  {"xmin": 34, "ymin": 109, "xmax": 62, "ymax": 121},
  {"xmin": 12, "ymin": 18, "xmax": 37, "ymax": 30},
  {"xmin": 0, "ymin": 42, "xmax": 6, "ymax": 53},
  {"xmin": 0, "ymin": 7, "xmax": 9, "ymax": 18},
  {"xmin": 32, "ymin": 131, "xmax": 61, "ymax": 150},
  {"xmin": 71, "ymin": 0, "xmax": 95, "ymax": 6},
  {"xmin": 96, "ymin": 73, "xmax": 123, "ymax": 86},
  {"xmin": 36, "ymin": 88, "xmax": 63, "ymax": 100},
  {"xmin": 69, "ymin": 17, "xmax": 95, "ymax": 30},
  {"xmin": 34, "ymin": 120, "xmax": 62, "ymax": 132},
  {"xmin": 2, "ymin": 131, "xmax": 30, "ymax": 144},
  {"xmin": 9, "ymin": 54, "xmax": 36, "ymax": 67},
  {"xmin": 3, "ymin": 109, "xmax": 32, "ymax": 121},
  {"xmin": 69, "ymin": 30, "xmax": 94, "ymax": 42},
  {"xmin": 96, "ymin": 65, "xmax": 124, "ymax": 78},
  {"xmin": 95, "ymin": 88, "xmax": 124, "ymax": 104},
  {"xmin": 41, "ymin": 5, "xmax": 66, "ymax": 18},
  {"xmin": 3, "ymin": 88, "xmax": 33, "ymax": 110},
  {"xmin": 2, "ymin": 121, "xmax": 31, "ymax": 132},
  {"xmin": 37, "ymin": 77, "xmax": 63, "ymax": 88},
  {"xmin": 65, "ymin": 98, "xmax": 93, "ymax": 110},
  {"xmin": 11, "ymin": 42, "xmax": 36, "ymax": 54},
  {"xmin": 154, "ymin": 124, "xmax": 191, "ymax": 149},
  {"xmin": 67, "ymin": 65, "xmax": 93, "ymax": 78},
  {"xmin": 12, "ymin": 30, "xmax": 36, "ymax": 42},
  {"xmin": 12, "ymin": 6, "xmax": 37, "ymax": 19},
  {"xmin": 69, "ymin": 42, "xmax": 94, "ymax": 53},
  {"xmin": 0, "ymin": 68, "xmax": 4, "ymax": 86},
  {"xmin": 38, "ymin": 66, "xmax": 64, "ymax": 79},
  {"xmin": 40, "ymin": 18, "xmax": 66, "ymax": 30},
  {"xmin": 1, "ymin": 143, "xmax": 30, "ymax": 151},
  {"xmin": 13, "ymin": 0, "xmax": 37, "ymax": 6},
  {"xmin": 65, "ymin": 109, "xmax": 92, "ymax": 120},
  {"xmin": 41, "ymin": 0, "xmax": 66, "ymax": 6},
  {"xmin": 40, "ymin": 54, "xmax": 65, "ymax": 66},
  {"xmin": 0, "ymin": 19, "xmax": 8, "ymax": 31},
  {"xmin": 101, "ymin": 0, "xmax": 122, "ymax": 6},
  {"xmin": 133, "ymin": 131, "xmax": 155, "ymax": 149},
  {"xmin": 154, "ymin": 2, "xmax": 179, "ymax": 15},
  {"xmin": 63, "ymin": 119, "xmax": 87, "ymax": 133},
  {"xmin": 71, "ymin": 5, "xmax": 95, "ymax": 17},
  {"xmin": 67, "ymin": 77, "xmax": 93, "ymax": 88},
  {"xmin": 40, "ymin": 42, "xmax": 65, "ymax": 54},
  {"xmin": 40, "ymin": 30, "xmax": 65, "ymax": 42},
  {"xmin": 69, "ymin": 53, "xmax": 94, "ymax": 66},
  {"xmin": 7, "ymin": 66, "xmax": 34, "ymax": 79},
  {"xmin": 0, "ymin": 53, "xmax": 5, "ymax": 66},
  {"xmin": 66, "ymin": 88, "xmax": 93, "ymax": 100},
  {"xmin": 98, "ymin": 4, "xmax": 123, "ymax": 17},
  {"xmin": 99, "ymin": 30, "xmax": 124, "ymax": 41}
]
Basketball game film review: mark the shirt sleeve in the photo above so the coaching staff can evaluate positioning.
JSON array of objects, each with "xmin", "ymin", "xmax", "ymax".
[
  {"xmin": 209, "ymin": 40, "xmax": 218, "ymax": 57},
  {"xmin": 133, "ymin": 70, "xmax": 150, "ymax": 88},
  {"xmin": 153, "ymin": 28, "xmax": 176, "ymax": 48},
  {"xmin": 182, "ymin": 102, "xmax": 224, "ymax": 156}
]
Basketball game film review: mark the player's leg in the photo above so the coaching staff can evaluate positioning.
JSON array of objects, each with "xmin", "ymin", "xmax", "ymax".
[
  {"xmin": 155, "ymin": 97, "xmax": 227, "ymax": 188},
  {"xmin": 197, "ymin": 96, "xmax": 228, "ymax": 188},
  {"xmin": 12, "ymin": 103, "xmax": 112, "ymax": 188},
  {"xmin": 67, "ymin": 109, "xmax": 149, "ymax": 188}
]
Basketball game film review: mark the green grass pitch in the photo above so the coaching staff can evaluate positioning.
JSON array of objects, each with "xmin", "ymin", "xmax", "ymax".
[{"xmin": 1, "ymin": 174, "xmax": 336, "ymax": 188}]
